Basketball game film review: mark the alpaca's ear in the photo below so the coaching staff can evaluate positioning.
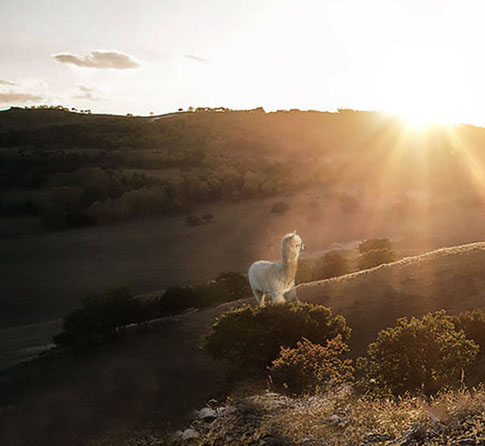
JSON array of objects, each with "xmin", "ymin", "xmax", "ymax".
[{"xmin": 292, "ymin": 229, "xmax": 296, "ymax": 235}]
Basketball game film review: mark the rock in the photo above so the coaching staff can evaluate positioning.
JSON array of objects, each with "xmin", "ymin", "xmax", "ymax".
[
  {"xmin": 341, "ymin": 417, "xmax": 352, "ymax": 428},
  {"xmin": 326, "ymin": 414, "xmax": 341, "ymax": 426},
  {"xmin": 361, "ymin": 432, "xmax": 394, "ymax": 444},
  {"xmin": 181, "ymin": 428, "xmax": 199, "ymax": 441},
  {"xmin": 173, "ymin": 430, "xmax": 183, "ymax": 438},
  {"xmin": 198, "ymin": 407, "xmax": 217, "ymax": 422},
  {"xmin": 217, "ymin": 406, "xmax": 236, "ymax": 417}
]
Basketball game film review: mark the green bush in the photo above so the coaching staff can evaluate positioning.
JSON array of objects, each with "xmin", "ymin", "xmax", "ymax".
[
  {"xmin": 271, "ymin": 201, "xmax": 290, "ymax": 214},
  {"xmin": 358, "ymin": 310, "xmax": 479, "ymax": 395},
  {"xmin": 160, "ymin": 286, "xmax": 199, "ymax": 314},
  {"xmin": 295, "ymin": 258, "xmax": 316, "ymax": 285},
  {"xmin": 53, "ymin": 287, "xmax": 159, "ymax": 347},
  {"xmin": 186, "ymin": 215, "xmax": 202, "ymax": 226},
  {"xmin": 358, "ymin": 248, "xmax": 396, "ymax": 270},
  {"xmin": 269, "ymin": 335, "xmax": 353, "ymax": 395},
  {"xmin": 160, "ymin": 272, "xmax": 250, "ymax": 314},
  {"xmin": 214, "ymin": 271, "xmax": 251, "ymax": 300},
  {"xmin": 359, "ymin": 238, "xmax": 392, "ymax": 254},
  {"xmin": 203, "ymin": 303, "xmax": 351, "ymax": 377},
  {"xmin": 451, "ymin": 309, "xmax": 485, "ymax": 357},
  {"xmin": 313, "ymin": 251, "xmax": 349, "ymax": 280}
]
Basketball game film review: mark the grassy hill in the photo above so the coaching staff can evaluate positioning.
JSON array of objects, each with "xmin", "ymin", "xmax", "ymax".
[
  {"xmin": 299, "ymin": 241, "xmax": 485, "ymax": 357},
  {"xmin": 2, "ymin": 106, "xmax": 485, "ymax": 231},
  {"xmin": 1, "ymin": 242, "xmax": 484, "ymax": 445}
]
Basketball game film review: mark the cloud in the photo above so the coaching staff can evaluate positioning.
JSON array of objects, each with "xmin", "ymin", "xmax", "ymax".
[
  {"xmin": 53, "ymin": 50, "xmax": 140, "ymax": 69},
  {"xmin": 73, "ymin": 85, "xmax": 105, "ymax": 101},
  {"xmin": 0, "ymin": 93, "xmax": 43, "ymax": 104},
  {"xmin": 183, "ymin": 54, "xmax": 210, "ymax": 64},
  {"xmin": 0, "ymin": 78, "xmax": 48, "ymax": 105}
]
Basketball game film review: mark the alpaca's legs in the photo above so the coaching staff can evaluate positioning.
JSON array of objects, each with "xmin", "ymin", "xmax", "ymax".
[
  {"xmin": 284, "ymin": 286, "xmax": 299, "ymax": 304},
  {"xmin": 271, "ymin": 294, "xmax": 286, "ymax": 305},
  {"xmin": 252, "ymin": 288, "xmax": 266, "ymax": 307}
]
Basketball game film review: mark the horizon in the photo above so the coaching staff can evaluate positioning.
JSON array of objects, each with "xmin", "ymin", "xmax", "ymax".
[
  {"xmin": 2, "ymin": 0, "xmax": 485, "ymax": 126},
  {"xmin": 4, "ymin": 105, "xmax": 485, "ymax": 131}
]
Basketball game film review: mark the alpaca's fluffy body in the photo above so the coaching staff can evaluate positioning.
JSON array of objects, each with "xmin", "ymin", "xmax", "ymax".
[{"xmin": 248, "ymin": 232, "xmax": 304, "ymax": 306}]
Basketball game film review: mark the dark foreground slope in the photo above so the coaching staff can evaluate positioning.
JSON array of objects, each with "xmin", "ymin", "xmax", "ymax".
[
  {"xmin": 1, "ymin": 243, "xmax": 484, "ymax": 445},
  {"xmin": 0, "ymin": 305, "xmax": 233, "ymax": 446}
]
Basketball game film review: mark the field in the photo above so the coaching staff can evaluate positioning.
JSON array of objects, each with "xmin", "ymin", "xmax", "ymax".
[
  {"xmin": 1, "ymin": 184, "xmax": 485, "ymax": 369},
  {"xmin": 2, "ymin": 108, "xmax": 485, "ymax": 444},
  {"xmin": 2, "ymin": 186, "xmax": 485, "ymax": 331},
  {"xmin": 1, "ymin": 241, "xmax": 485, "ymax": 445}
]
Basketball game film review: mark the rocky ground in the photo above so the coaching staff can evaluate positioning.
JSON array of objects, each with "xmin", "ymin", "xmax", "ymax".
[{"xmin": 115, "ymin": 387, "xmax": 485, "ymax": 446}]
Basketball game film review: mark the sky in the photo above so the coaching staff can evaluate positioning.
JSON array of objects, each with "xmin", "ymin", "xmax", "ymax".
[{"xmin": 1, "ymin": 0, "xmax": 485, "ymax": 125}]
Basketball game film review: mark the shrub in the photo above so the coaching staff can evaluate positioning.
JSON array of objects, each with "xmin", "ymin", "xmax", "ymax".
[
  {"xmin": 192, "ymin": 282, "xmax": 227, "ymax": 307},
  {"xmin": 358, "ymin": 310, "xmax": 479, "ymax": 395},
  {"xmin": 358, "ymin": 248, "xmax": 395, "ymax": 270},
  {"xmin": 269, "ymin": 336, "xmax": 353, "ymax": 395},
  {"xmin": 203, "ymin": 303, "xmax": 351, "ymax": 377},
  {"xmin": 202, "ymin": 213, "xmax": 215, "ymax": 222},
  {"xmin": 160, "ymin": 286, "xmax": 199, "ymax": 314},
  {"xmin": 185, "ymin": 215, "xmax": 202, "ymax": 226},
  {"xmin": 53, "ymin": 287, "xmax": 159, "ymax": 347},
  {"xmin": 214, "ymin": 271, "xmax": 251, "ymax": 300},
  {"xmin": 313, "ymin": 251, "xmax": 349, "ymax": 280},
  {"xmin": 295, "ymin": 258, "xmax": 316, "ymax": 285},
  {"xmin": 271, "ymin": 201, "xmax": 290, "ymax": 214},
  {"xmin": 359, "ymin": 238, "xmax": 392, "ymax": 254},
  {"xmin": 160, "ymin": 272, "xmax": 250, "ymax": 314},
  {"xmin": 451, "ymin": 309, "xmax": 485, "ymax": 356}
]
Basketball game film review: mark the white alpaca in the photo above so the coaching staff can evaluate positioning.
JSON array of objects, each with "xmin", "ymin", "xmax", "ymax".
[{"xmin": 248, "ymin": 231, "xmax": 305, "ymax": 307}]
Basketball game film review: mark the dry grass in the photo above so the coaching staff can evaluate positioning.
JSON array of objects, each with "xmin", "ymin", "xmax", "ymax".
[
  {"xmin": 298, "ymin": 241, "xmax": 485, "ymax": 359},
  {"xmin": 166, "ymin": 386, "xmax": 485, "ymax": 446}
]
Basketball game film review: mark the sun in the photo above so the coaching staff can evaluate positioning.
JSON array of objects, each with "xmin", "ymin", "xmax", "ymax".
[
  {"xmin": 389, "ymin": 103, "xmax": 455, "ymax": 130},
  {"xmin": 374, "ymin": 42, "xmax": 473, "ymax": 130}
]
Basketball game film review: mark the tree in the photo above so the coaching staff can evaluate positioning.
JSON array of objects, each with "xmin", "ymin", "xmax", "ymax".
[
  {"xmin": 271, "ymin": 201, "xmax": 290, "ymax": 214},
  {"xmin": 313, "ymin": 251, "xmax": 349, "ymax": 280},
  {"xmin": 160, "ymin": 286, "xmax": 199, "ymax": 314},
  {"xmin": 359, "ymin": 238, "xmax": 392, "ymax": 254},
  {"xmin": 213, "ymin": 271, "xmax": 250, "ymax": 300},
  {"xmin": 53, "ymin": 287, "xmax": 158, "ymax": 347},
  {"xmin": 295, "ymin": 258, "xmax": 315, "ymax": 285},
  {"xmin": 358, "ymin": 248, "xmax": 395, "ymax": 270}
]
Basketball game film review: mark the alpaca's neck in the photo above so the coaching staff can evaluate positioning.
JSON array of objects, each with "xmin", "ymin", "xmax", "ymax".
[{"xmin": 281, "ymin": 254, "xmax": 298, "ymax": 283}]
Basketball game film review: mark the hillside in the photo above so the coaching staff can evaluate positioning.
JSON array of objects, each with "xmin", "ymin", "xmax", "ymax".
[
  {"xmin": 1, "ymin": 242, "xmax": 484, "ymax": 445},
  {"xmin": 2, "ymin": 107, "xmax": 485, "ymax": 232},
  {"xmin": 299, "ymin": 241, "xmax": 485, "ymax": 357}
]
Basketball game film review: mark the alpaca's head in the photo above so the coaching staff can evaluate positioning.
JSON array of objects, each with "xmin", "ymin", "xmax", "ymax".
[{"xmin": 281, "ymin": 231, "xmax": 305, "ymax": 260}]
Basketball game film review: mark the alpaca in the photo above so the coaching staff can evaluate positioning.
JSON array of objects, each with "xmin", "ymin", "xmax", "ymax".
[{"xmin": 248, "ymin": 231, "xmax": 305, "ymax": 307}]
